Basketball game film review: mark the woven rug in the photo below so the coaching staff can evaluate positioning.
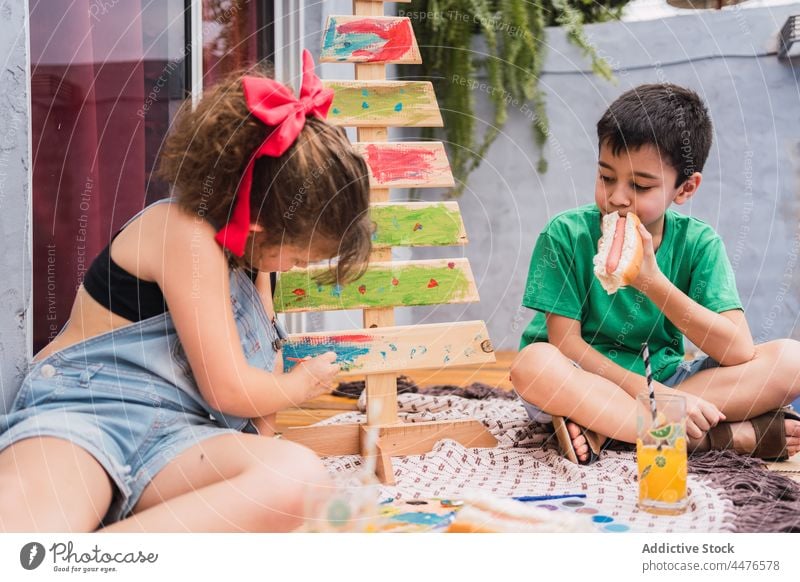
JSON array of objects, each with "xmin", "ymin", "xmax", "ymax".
[{"xmin": 318, "ymin": 387, "xmax": 800, "ymax": 533}]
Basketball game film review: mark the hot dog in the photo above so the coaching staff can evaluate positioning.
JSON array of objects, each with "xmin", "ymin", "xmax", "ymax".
[
  {"xmin": 605, "ymin": 215, "xmax": 627, "ymax": 275},
  {"xmin": 593, "ymin": 211, "xmax": 643, "ymax": 294}
]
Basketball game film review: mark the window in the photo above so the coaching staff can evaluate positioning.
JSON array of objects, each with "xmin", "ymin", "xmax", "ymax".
[{"xmin": 30, "ymin": 0, "xmax": 273, "ymax": 353}]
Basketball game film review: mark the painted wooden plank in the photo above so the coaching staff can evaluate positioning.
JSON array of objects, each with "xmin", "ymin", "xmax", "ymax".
[
  {"xmin": 370, "ymin": 202, "xmax": 467, "ymax": 248},
  {"xmin": 325, "ymin": 81, "xmax": 443, "ymax": 127},
  {"xmin": 282, "ymin": 320, "xmax": 496, "ymax": 376},
  {"xmin": 354, "ymin": 142, "xmax": 454, "ymax": 188},
  {"xmin": 321, "ymin": 16, "xmax": 421, "ymax": 64},
  {"xmin": 274, "ymin": 258, "xmax": 478, "ymax": 313}
]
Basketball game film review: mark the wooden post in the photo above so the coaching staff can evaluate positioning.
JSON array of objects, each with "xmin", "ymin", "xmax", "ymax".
[{"xmin": 354, "ymin": 0, "xmax": 398, "ymax": 431}]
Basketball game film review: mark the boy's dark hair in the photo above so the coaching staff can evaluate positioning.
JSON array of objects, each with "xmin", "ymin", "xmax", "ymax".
[
  {"xmin": 596, "ymin": 83, "xmax": 712, "ymax": 186},
  {"xmin": 157, "ymin": 65, "xmax": 372, "ymax": 284}
]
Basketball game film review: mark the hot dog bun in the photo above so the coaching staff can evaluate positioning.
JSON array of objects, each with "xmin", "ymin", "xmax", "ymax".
[{"xmin": 593, "ymin": 211, "xmax": 643, "ymax": 294}]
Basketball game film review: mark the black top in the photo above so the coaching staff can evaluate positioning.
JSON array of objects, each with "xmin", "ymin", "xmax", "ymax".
[{"xmin": 83, "ymin": 230, "xmax": 272, "ymax": 322}]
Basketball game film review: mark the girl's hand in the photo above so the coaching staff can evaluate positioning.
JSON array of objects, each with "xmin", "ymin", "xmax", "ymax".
[
  {"xmin": 631, "ymin": 223, "xmax": 663, "ymax": 293},
  {"xmin": 291, "ymin": 351, "xmax": 340, "ymax": 401}
]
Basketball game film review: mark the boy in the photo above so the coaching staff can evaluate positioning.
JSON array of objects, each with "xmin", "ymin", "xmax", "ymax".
[{"xmin": 511, "ymin": 84, "xmax": 800, "ymax": 464}]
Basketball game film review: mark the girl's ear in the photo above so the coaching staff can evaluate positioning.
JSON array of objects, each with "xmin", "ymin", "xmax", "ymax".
[
  {"xmin": 674, "ymin": 172, "xmax": 701, "ymax": 205},
  {"xmin": 249, "ymin": 224, "xmax": 265, "ymax": 233}
]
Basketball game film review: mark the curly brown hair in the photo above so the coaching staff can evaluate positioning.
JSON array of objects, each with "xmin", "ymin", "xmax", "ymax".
[{"xmin": 157, "ymin": 66, "xmax": 372, "ymax": 284}]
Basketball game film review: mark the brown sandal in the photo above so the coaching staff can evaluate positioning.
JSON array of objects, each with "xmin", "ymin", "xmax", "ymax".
[
  {"xmin": 706, "ymin": 407, "xmax": 800, "ymax": 462},
  {"xmin": 552, "ymin": 415, "xmax": 607, "ymax": 465}
]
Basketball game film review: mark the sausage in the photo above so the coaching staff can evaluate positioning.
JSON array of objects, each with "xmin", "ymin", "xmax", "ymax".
[{"xmin": 605, "ymin": 216, "xmax": 627, "ymax": 275}]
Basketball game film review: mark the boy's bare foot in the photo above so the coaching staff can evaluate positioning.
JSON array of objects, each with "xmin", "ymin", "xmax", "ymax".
[
  {"xmin": 693, "ymin": 417, "xmax": 800, "ymax": 458},
  {"xmin": 566, "ymin": 421, "xmax": 607, "ymax": 464}
]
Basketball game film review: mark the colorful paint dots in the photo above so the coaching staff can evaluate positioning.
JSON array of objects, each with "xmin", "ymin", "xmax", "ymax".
[
  {"xmin": 592, "ymin": 515, "xmax": 614, "ymax": 524},
  {"xmin": 325, "ymin": 81, "xmax": 442, "ymax": 127},
  {"xmin": 427, "ymin": 278, "xmax": 439, "ymax": 288},
  {"xmin": 603, "ymin": 524, "xmax": 630, "ymax": 533},
  {"xmin": 391, "ymin": 512, "xmax": 455, "ymax": 527}
]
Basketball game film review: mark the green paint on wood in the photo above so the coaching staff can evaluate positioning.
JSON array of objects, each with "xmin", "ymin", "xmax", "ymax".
[
  {"xmin": 371, "ymin": 204, "xmax": 463, "ymax": 247},
  {"xmin": 326, "ymin": 82, "xmax": 435, "ymax": 125},
  {"xmin": 275, "ymin": 263, "xmax": 473, "ymax": 312}
]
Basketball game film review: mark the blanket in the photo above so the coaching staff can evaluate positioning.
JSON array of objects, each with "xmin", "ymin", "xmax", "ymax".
[{"xmin": 318, "ymin": 389, "xmax": 800, "ymax": 532}]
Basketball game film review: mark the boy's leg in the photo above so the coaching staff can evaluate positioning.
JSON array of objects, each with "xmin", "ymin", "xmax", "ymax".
[
  {"xmin": 671, "ymin": 339, "xmax": 800, "ymax": 456},
  {"xmin": 0, "ymin": 437, "xmax": 114, "ymax": 532},
  {"xmin": 511, "ymin": 342, "xmax": 641, "ymax": 444},
  {"xmin": 672, "ymin": 339, "xmax": 800, "ymax": 419},
  {"xmin": 101, "ymin": 433, "xmax": 332, "ymax": 533}
]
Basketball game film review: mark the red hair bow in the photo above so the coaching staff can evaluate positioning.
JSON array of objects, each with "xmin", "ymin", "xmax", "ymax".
[{"xmin": 214, "ymin": 49, "xmax": 334, "ymax": 256}]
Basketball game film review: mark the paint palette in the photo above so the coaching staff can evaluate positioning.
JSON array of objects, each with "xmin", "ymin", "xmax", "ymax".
[
  {"xmin": 527, "ymin": 498, "xmax": 631, "ymax": 533},
  {"xmin": 374, "ymin": 497, "xmax": 631, "ymax": 533},
  {"xmin": 376, "ymin": 498, "xmax": 458, "ymax": 533}
]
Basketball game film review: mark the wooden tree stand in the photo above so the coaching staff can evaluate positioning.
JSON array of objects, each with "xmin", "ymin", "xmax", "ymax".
[{"xmin": 277, "ymin": 0, "xmax": 497, "ymax": 484}]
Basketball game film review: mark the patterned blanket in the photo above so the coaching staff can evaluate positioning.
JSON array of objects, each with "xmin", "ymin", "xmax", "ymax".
[{"xmin": 319, "ymin": 392, "xmax": 759, "ymax": 532}]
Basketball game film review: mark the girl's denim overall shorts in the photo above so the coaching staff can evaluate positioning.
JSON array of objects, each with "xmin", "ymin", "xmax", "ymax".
[{"xmin": 0, "ymin": 198, "xmax": 287, "ymax": 525}]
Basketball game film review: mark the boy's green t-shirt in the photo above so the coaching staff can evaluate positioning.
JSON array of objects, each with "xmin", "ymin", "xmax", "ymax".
[{"xmin": 520, "ymin": 204, "xmax": 743, "ymax": 382}]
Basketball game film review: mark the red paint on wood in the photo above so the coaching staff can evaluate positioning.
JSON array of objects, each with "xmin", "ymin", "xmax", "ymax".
[
  {"xmin": 338, "ymin": 19, "xmax": 414, "ymax": 63},
  {"xmin": 364, "ymin": 144, "xmax": 436, "ymax": 184}
]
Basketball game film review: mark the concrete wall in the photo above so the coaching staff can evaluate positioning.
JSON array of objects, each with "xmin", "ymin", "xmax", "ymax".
[
  {"xmin": 308, "ymin": 4, "xmax": 800, "ymax": 358},
  {"xmin": 416, "ymin": 5, "xmax": 800, "ymax": 353},
  {"xmin": 0, "ymin": 0, "xmax": 31, "ymax": 411}
]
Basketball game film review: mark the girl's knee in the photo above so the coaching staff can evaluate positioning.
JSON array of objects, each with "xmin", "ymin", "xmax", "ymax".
[
  {"xmin": 234, "ymin": 442, "xmax": 331, "ymax": 531},
  {"xmin": 0, "ymin": 478, "xmax": 28, "ymax": 531}
]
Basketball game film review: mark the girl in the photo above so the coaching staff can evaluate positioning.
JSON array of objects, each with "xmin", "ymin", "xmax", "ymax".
[{"xmin": 0, "ymin": 50, "xmax": 372, "ymax": 532}]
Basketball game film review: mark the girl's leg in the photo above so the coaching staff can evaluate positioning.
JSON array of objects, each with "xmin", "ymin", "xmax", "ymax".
[
  {"xmin": 0, "ymin": 437, "xmax": 113, "ymax": 532},
  {"xmin": 101, "ymin": 433, "xmax": 332, "ymax": 533}
]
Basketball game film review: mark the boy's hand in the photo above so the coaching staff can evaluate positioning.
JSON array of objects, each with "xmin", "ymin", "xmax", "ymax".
[
  {"xmin": 678, "ymin": 391, "xmax": 726, "ymax": 439},
  {"xmin": 631, "ymin": 223, "xmax": 664, "ymax": 293},
  {"xmin": 291, "ymin": 351, "xmax": 340, "ymax": 401}
]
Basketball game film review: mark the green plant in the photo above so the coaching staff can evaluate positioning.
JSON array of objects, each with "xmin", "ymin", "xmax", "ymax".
[{"xmin": 401, "ymin": 0, "xmax": 631, "ymax": 196}]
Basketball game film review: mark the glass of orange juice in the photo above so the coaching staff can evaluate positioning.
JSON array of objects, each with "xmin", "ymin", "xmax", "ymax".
[{"xmin": 636, "ymin": 393, "xmax": 688, "ymax": 515}]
